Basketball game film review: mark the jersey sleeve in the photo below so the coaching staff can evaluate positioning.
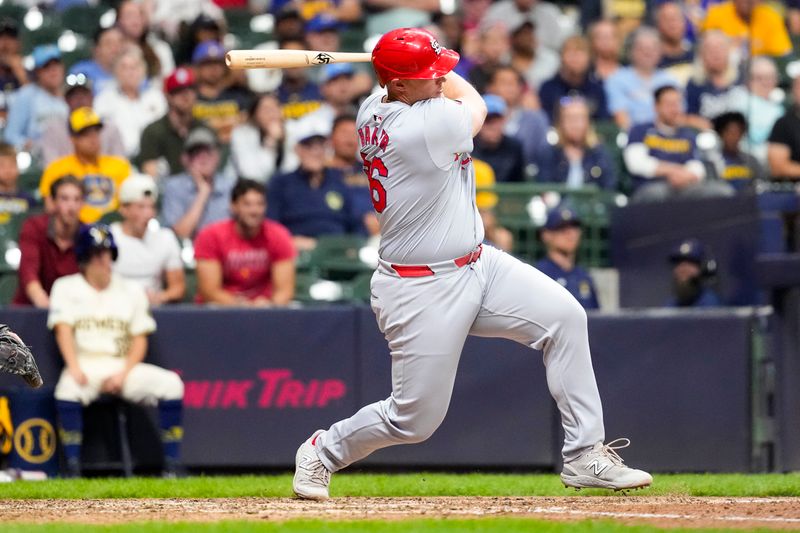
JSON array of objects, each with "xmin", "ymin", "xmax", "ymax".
[
  {"xmin": 192, "ymin": 224, "xmax": 221, "ymax": 261},
  {"xmin": 421, "ymin": 97, "xmax": 474, "ymax": 169},
  {"xmin": 47, "ymin": 277, "xmax": 75, "ymax": 329},
  {"xmin": 128, "ymin": 282, "xmax": 156, "ymax": 336},
  {"xmin": 268, "ymin": 222, "xmax": 297, "ymax": 262}
]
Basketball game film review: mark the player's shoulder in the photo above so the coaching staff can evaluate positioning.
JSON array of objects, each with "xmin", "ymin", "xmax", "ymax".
[
  {"xmin": 356, "ymin": 91, "xmax": 386, "ymax": 125},
  {"xmin": 51, "ymin": 272, "xmax": 85, "ymax": 292},
  {"xmin": 263, "ymin": 219, "xmax": 292, "ymax": 240}
]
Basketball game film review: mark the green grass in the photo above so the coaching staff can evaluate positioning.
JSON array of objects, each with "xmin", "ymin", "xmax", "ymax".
[
  {"xmin": 0, "ymin": 520, "xmax": 790, "ymax": 533},
  {"xmin": 0, "ymin": 472, "xmax": 799, "ymax": 499}
]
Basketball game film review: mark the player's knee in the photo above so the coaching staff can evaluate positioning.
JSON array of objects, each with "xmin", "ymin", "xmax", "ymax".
[
  {"xmin": 157, "ymin": 370, "xmax": 184, "ymax": 401},
  {"xmin": 164, "ymin": 372, "xmax": 184, "ymax": 400},
  {"xmin": 389, "ymin": 404, "xmax": 447, "ymax": 444},
  {"xmin": 557, "ymin": 295, "xmax": 588, "ymax": 334}
]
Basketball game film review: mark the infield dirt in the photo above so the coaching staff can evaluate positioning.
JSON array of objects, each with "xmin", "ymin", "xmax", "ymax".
[{"xmin": 2, "ymin": 496, "xmax": 800, "ymax": 529}]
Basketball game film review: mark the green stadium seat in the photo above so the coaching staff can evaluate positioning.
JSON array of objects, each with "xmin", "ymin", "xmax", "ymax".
[
  {"xmin": 18, "ymin": 167, "xmax": 42, "ymax": 199},
  {"xmin": 61, "ymin": 5, "xmax": 108, "ymax": 37},
  {"xmin": 225, "ymin": 9, "xmax": 253, "ymax": 36},
  {"xmin": 183, "ymin": 267, "xmax": 197, "ymax": 303},
  {"xmin": 98, "ymin": 211, "xmax": 122, "ymax": 225},
  {"xmin": 0, "ymin": 267, "xmax": 18, "ymax": 305},
  {"xmin": 304, "ymin": 235, "xmax": 373, "ymax": 280}
]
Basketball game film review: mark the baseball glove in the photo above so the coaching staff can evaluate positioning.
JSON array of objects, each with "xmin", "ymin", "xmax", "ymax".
[{"xmin": 0, "ymin": 325, "xmax": 43, "ymax": 388}]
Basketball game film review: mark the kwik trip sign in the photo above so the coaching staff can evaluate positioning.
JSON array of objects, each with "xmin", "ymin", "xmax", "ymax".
[{"xmin": 182, "ymin": 369, "xmax": 347, "ymax": 410}]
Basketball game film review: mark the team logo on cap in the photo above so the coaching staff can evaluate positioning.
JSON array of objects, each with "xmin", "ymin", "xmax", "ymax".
[{"xmin": 430, "ymin": 37, "xmax": 442, "ymax": 56}]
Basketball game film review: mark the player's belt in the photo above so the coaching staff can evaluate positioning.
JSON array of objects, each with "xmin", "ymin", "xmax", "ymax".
[{"xmin": 390, "ymin": 245, "xmax": 483, "ymax": 278}]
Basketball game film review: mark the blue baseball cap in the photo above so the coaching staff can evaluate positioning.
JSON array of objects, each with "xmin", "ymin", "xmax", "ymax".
[
  {"xmin": 192, "ymin": 40, "xmax": 226, "ymax": 64},
  {"xmin": 669, "ymin": 238, "xmax": 706, "ymax": 264},
  {"xmin": 544, "ymin": 206, "xmax": 581, "ymax": 230},
  {"xmin": 320, "ymin": 62, "xmax": 354, "ymax": 84},
  {"xmin": 306, "ymin": 14, "xmax": 340, "ymax": 33},
  {"xmin": 32, "ymin": 44, "xmax": 61, "ymax": 69},
  {"xmin": 483, "ymin": 94, "xmax": 507, "ymax": 117}
]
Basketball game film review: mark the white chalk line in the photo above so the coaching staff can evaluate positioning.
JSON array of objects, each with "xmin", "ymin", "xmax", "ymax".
[{"xmin": 529, "ymin": 506, "xmax": 800, "ymax": 524}]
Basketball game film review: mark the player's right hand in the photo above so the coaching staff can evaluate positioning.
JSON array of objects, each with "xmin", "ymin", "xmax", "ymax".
[{"xmin": 69, "ymin": 366, "xmax": 88, "ymax": 387}]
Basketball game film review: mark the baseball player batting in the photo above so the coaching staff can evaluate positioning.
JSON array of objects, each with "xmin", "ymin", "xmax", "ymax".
[{"xmin": 293, "ymin": 28, "xmax": 652, "ymax": 499}]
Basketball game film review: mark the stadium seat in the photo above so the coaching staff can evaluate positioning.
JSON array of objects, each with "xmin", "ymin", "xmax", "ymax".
[
  {"xmin": 183, "ymin": 267, "xmax": 197, "ymax": 303},
  {"xmin": 304, "ymin": 235, "xmax": 374, "ymax": 280},
  {"xmin": 98, "ymin": 211, "xmax": 122, "ymax": 225},
  {"xmin": 61, "ymin": 5, "xmax": 108, "ymax": 37},
  {"xmin": 18, "ymin": 167, "xmax": 42, "ymax": 198},
  {"xmin": 0, "ymin": 267, "xmax": 17, "ymax": 305}
]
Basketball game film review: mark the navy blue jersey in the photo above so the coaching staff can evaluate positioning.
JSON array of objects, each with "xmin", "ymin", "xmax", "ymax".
[
  {"xmin": 627, "ymin": 122, "xmax": 699, "ymax": 190},
  {"xmin": 537, "ymin": 144, "xmax": 618, "ymax": 190},
  {"xmin": 267, "ymin": 167, "xmax": 361, "ymax": 237},
  {"xmin": 535, "ymin": 257, "xmax": 600, "ymax": 310},
  {"xmin": 277, "ymin": 82, "xmax": 324, "ymax": 120},
  {"xmin": 719, "ymin": 151, "xmax": 763, "ymax": 192},
  {"xmin": 685, "ymin": 79, "xmax": 745, "ymax": 119},
  {"xmin": 666, "ymin": 286, "xmax": 723, "ymax": 308},
  {"xmin": 539, "ymin": 73, "xmax": 610, "ymax": 122}
]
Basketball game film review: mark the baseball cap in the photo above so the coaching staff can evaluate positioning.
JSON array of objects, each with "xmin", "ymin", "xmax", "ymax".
[
  {"xmin": 483, "ymin": 94, "xmax": 507, "ymax": 117},
  {"xmin": 69, "ymin": 107, "xmax": 103, "ymax": 134},
  {"xmin": 32, "ymin": 44, "xmax": 61, "ymax": 69},
  {"xmin": 543, "ymin": 206, "xmax": 581, "ymax": 230},
  {"xmin": 320, "ymin": 62, "xmax": 354, "ymax": 84},
  {"xmin": 669, "ymin": 238, "xmax": 706, "ymax": 265},
  {"xmin": 306, "ymin": 14, "xmax": 340, "ymax": 33},
  {"xmin": 192, "ymin": 40, "xmax": 226, "ymax": 64},
  {"xmin": 64, "ymin": 72, "xmax": 92, "ymax": 96},
  {"xmin": 119, "ymin": 174, "xmax": 158, "ymax": 204},
  {"xmin": 295, "ymin": 119, "xmax": 331, "ymax": 144},
  {"xmin": 163, "ymin": 66, "xmax": 195, "ymax": 94},
  {"xmin": 183, "ymin": 127, "xmax": 219, "ymax": 152}
]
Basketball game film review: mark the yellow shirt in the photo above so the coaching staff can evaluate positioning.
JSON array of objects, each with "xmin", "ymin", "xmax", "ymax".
[
  {"xmin": 39, "ymin": 154, "xmax": 131, "ymax": 223},
  {"xmin": 474, "ymin": 158, "xmax": 498, "ymax": 211},
  {"xmin": 702, "ymin": 1, "xmax": 792, "ymax": 57}
]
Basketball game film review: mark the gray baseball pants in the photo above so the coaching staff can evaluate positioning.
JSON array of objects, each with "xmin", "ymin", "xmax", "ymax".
[{"xmin": 315, "ymin": 245, "xmax": 605, "ymax": 471}]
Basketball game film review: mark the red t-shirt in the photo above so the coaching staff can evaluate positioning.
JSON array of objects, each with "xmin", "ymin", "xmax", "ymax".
[
  {"xmin": 13, "ymin": 214, "xmax": 79, "ymax": 305},
  {"xmin": 193, "ymin": 219, "xmax": 296, "ymax": 301}
]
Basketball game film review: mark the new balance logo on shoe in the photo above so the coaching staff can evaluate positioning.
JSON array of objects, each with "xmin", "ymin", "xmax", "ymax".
[{"xmin": 587, "ymin": 459, "xmax": 609, "ymax": 476}]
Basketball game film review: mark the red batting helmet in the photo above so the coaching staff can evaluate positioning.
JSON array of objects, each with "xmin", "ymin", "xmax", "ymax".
[{"xmin": 371, "ymin": 28, "xmax": 460, "ymax": 87}]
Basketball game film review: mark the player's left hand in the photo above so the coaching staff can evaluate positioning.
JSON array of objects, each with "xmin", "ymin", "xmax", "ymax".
[{"xmin": 101, "ymin": 371, "xmax": 127, "ymax": 395}]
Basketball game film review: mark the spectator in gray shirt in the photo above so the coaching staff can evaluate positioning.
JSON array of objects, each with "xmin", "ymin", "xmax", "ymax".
[{"xmin": 161, "ymin": 127, "xmax": 235, "ymax": 239}]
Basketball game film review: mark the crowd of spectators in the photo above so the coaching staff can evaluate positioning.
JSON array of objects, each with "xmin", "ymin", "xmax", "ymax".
[{"xmin": 0, "ymin": 0, "xmax": 797, "ymax": 312}]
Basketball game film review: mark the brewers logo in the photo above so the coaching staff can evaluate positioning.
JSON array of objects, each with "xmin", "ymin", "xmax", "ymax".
[{"xmin": 13, "ymin": 417, "xmax": 56, "ymax": 464}]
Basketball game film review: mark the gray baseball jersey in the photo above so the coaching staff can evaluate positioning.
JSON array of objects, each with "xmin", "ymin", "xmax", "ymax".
[{"xmin": 357, "ymin": 92, "xmax": 484, "ymax": 264}]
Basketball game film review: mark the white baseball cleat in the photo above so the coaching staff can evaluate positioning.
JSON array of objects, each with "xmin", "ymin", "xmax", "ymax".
[
  {"xmin": 293, "ymin": 429, "xmax": 331, "ymax": 500},
  {"xmin": 561, "ymin": 438, "xmax": 653, "ymax": 491}
]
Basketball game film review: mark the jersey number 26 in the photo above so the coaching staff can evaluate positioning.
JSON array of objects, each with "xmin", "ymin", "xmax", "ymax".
[{"xmin": 361, "ymin": 152, "xmax": 387, "ymax": 213}]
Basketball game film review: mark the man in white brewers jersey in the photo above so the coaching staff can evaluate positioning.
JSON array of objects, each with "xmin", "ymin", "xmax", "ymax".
[
  {"xmin": 293, "ymin": 28, "xmax": 652, "ymax": 499},
  {"xmin": 50, "ymin": 224, "xmax": 185, "ymax": 477}
]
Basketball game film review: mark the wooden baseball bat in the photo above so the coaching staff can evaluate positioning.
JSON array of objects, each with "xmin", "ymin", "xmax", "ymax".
[{"xmin": 226, "ymin": 49, "xmax": 372, "ymax": 69}]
